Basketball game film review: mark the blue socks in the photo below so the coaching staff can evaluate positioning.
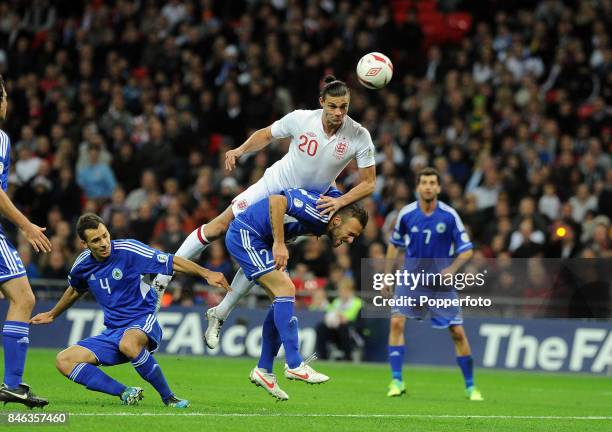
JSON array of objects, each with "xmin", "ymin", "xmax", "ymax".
[
  {"xmin": 132, "ymin": 349, "xmax": 172, "ymax": 402},
  {"xmin": 457, "ymin": 355, "xmax": 474, "ymax": 388},
  {"xmin": 258, "ymin": 305, "xmax": 281, "ymax": 372},
  {"xmin": 388, "ymin": 345, "xmax": 405, "ymax": 381},
  {"xmin": 3, "ymin": 321, "xmax": 30, "ymax": 389},
  {"xmin": 273, "ymin": 297, "xmax": 302, "ymax": 369},
  {"xmin": 69, "ymin": 363, "xmax": 125, "ymax": 396}
]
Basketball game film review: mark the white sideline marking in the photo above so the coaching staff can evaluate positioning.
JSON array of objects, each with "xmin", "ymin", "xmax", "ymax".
[{"xmin": 70, "ymin": 413, "xmax": 612, "ymax": 420}]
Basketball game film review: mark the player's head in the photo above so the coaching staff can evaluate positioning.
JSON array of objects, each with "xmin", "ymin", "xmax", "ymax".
[
  {"xmin": 416, "ymin": 167, "xmax": 441, "ymax": 203},
  {"xmin": 0, "ymin": 74, "xmax": 7, "ymax": 122},
  {"xmin": 77, "ymin": 213, "xmax": 111, "ymax": 260},
  {"xmin": 326, "ymin": 203, "xmax": 368, "ymax": 247},
  {"xmin": 319, "ymin": 75, "xmax": 350, "ymax": 128}
]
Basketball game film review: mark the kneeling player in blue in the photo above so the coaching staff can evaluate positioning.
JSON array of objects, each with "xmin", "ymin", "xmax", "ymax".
[
  {"xmin": 225, "ymin": 188, "xmax": 368, "ymax": 400},
  {"xmin": 384, "ymin": 168, "xmax": 483, "ymax": 401},
  {"xmin": 30, "ymin": 213, "xmax": 230, "ymax": 407}
]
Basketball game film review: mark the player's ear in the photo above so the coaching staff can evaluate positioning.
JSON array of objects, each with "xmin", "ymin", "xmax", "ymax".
[
  {"xmin": 319, "ymin": 96, "xmax": 324, "ymax": 107},
  {"xmin": 332, "ymin": 214, "xmax": 342, "ymax": 226}
]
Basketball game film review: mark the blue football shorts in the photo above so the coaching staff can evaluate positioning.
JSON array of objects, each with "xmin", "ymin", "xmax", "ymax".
[
  {"xmin": 77, "ymin": 313, "xmax": 162, "ymax": 366},
  {"xmin": 391, "ymin": 283, "xmax": 464, "ymax": 328}
]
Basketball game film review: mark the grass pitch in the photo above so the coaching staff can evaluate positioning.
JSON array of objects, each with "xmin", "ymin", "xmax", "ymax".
[{"xmin": 1, "ymin": 348, "xmax": 611, "ymax": 431}]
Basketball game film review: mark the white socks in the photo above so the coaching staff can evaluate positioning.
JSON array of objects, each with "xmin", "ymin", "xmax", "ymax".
[
  {"xmin": 215, "ymin": 267, "xmax": 256, "ymax": 319},
  {"xmin": 153, "ymin": 225, "xmax": 209, "ymax": 287},
  {"xmin": 176, "ymin": 225, "xmax": 209, "ymax": 260}
]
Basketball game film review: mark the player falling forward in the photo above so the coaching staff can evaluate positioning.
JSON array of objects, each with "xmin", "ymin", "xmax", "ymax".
[
  {"xmin": 151, "ymin": 75, "xmax": 376, "ymax": 348},
  {"xmin": 0, "ymin": 74, "xmax": 51, "ymax": 409},
  {"xmin": 385, "ymin": 168, "xmax": 483, "ymax": 401},
  {"xmin": 30, "ymin": 214, "xmax": 229, "ymax": 407},
  {"xmin": 225, "ymin": 187, "xmax": 367, "ymax": 400}
]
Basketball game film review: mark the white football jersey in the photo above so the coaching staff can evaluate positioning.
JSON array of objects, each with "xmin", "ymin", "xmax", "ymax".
[{"xmin": 265, "ymin": 109, "xmax": 375, "ymax": 194}]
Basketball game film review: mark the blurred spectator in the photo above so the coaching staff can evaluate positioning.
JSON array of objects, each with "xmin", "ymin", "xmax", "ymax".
[
  {"xmin": 52, "ymin": 166, "xmax": 82, "ymax": 223},
  {"xmin": 40, "ymin": 251, "xmax": 67, "ymax": 280},
  {"xmin": 316, "ymin": 278, "xmax": 363, "ymax": 361},
  {"xmin": 125, "ymin": 170, "xmax": 158, "ymax": 213},
  {"xmin": 15, "ymin": 146, "xmax": 41, "ymax": 184},
  {"xmin": 538, "ymin": 183, "xmax": 562, "ymax": 221},
  {"xmin": 76, "ymin": 145, "xmax": 117, "ymax": 201},
  {"xmin": 155, "ymin": 214, "xmax": 187, "ymax": 252},
  {"xmin": 203, "ymin": 242, "xmax": 233, "ymax": 282},
  {"xmin": 569, "ymin": 184, "xmax": 598, "ymax": 223}
]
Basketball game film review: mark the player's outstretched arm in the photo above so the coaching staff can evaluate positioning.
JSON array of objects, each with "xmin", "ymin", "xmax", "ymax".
[
  {"xmin": 0, "ymin": 189, "xmax": 52, "ymax": 253},
  {"xmin": 172, "ymin": 256, "xmax": 231, "ymax": 290},
  {"xmin": 225, "ymin": 126, "xmax": 274, "ymax": 171},
  {"xmin": 317, "ymin": 165, "xmax": 376, "ymax": 216},
  {"xmin": 269, "ymin": 195, "xmax": 289, "ymax": 271},
  {"xmin": 30, "ymin": 287, "xmax": 84, "ymax": 325}
]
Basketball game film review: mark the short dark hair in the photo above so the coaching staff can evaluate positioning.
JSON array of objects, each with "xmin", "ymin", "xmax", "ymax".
[
  {"xmin": 0, "ymin": 74, "xmax": 4, "ymax": 103},
  {"xmin": 416, "ymin": 167, "xmax": 441, "ymax": 185},
  {"xmin": 320, "ymin": 75, "xmax": 350, "ymax": 100},
  {"xmin": 76, "ymin": 213, "xmax": 105, "ymax": 241},
  {"xmin": 337, "ymin": 202, "xmax": 368, "ymax": 228}
]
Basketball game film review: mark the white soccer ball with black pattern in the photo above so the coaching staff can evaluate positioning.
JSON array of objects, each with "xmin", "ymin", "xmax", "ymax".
[{"xmin": 356, "ymin": 52, "xmax": 393, "ymax": 89}]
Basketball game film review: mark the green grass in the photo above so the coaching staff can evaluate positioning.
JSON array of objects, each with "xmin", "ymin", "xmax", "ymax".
[{"xmin": 1, "ymin": 349, "xmax": 611, "ymax": 431}]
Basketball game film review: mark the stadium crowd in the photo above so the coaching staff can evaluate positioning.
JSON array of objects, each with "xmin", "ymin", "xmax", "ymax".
[{"xmin": 0, "ymin": 0, "xmax": 610, "ymax": 308}]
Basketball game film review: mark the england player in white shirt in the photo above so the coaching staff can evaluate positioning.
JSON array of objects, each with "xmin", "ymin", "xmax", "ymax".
[{"xmin": 152, "ymin": 76, "xmax": 376, "ymax": 348}]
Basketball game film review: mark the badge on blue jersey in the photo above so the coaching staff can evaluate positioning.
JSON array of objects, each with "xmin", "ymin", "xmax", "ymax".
[
  {"xmin": 436, "ymin": 222, "xmax": 446, "ymax": 233},
  {"xmin": 112, "ymin": 268, "xmax": 123, "ymax": 280},
  {"xmin": 293, "ymin": 198, "xmax": 304, "ymax": 208},
  {"xmin": 157, "ymin": 254, "xmax": 168, "ymax": 263}
]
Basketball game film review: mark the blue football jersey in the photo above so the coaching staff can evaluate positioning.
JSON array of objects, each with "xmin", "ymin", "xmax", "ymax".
[
  {"xmin": 68, "ymin": 239, "xmax": 174, "ymax": 328},
  {"xmin": 389, "ymin": 201, "xmax": 473, "ymax": 272},
  {"xmin": 1, "ymin": 129, "xmax": 12, "ymax": 193},
  {"xmin": 234, "ymin": 187, "xmax": 335, "ymax": 245}
]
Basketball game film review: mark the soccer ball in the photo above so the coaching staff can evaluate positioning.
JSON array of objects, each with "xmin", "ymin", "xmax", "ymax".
[{"xmin": 356, "ymin": 52, "xmax": 393, "ymax": 89}]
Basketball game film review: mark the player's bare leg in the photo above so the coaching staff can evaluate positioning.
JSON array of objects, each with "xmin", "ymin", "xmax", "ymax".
[
  {"xmin": 387, "ymin": 314, "xmax": 407, "ymax": 397},
  {"xmin": 0, "ymin": 277, "xmax": 48, "ymax": 408},
  {"xmin": 449, "ymin": 324, "xmax": 483, "ymax": 401},
  {"xmin": 119, "ymin": 329, "xmax": 189, "ymax": 408},
  {"xmin": 201, "ymin": 206, "xmax": 235, "ymax": 241},
  {"xmin": 56, "ymin": 344, "xmax": 140, "ymax": 405},
  {"xmin": 153, "ymin": 206, "xmax": 235, "ymax": 308}
]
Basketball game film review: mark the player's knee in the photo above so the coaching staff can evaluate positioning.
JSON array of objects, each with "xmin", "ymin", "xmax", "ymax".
[
  {"xmin": 449, "ymin": 325, "xmax": 466, "ymax": 343},
  {"xmin": 17, "ymin": 290, "xmax": 36, "ymax": 312},
  {"xmin": 119, "ymin": 338, "xmax": 143, "ymax": 359},
  {"xmin": 55, "ymin": 351, "xmax": 74, "ymax": 376},
  {"xmin": 390, "ymin": 316, "xmax": 405, "ymax": 336}
]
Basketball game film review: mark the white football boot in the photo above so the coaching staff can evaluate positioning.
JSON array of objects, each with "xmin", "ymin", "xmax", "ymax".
[
  {"xmin": 284, "ymin": 354, "xmax": 330, "ymax": 384},
  {"xmin": 204, "ymin": 307, "xmax": 224, "ymax": 349},
  {"xmin": 249, "ymin": 368, "xmax": 289, "ymax": 401}
]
